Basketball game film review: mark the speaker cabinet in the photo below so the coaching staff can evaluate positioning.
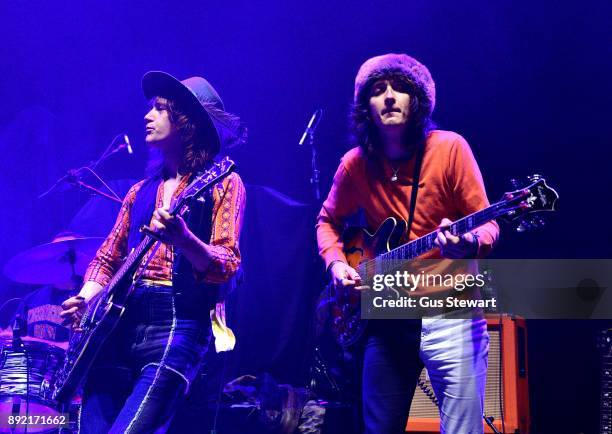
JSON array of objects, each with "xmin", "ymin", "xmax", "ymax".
[{"xmin": 406, "ymin": 315, "xmax": 530, "ymax": 433}]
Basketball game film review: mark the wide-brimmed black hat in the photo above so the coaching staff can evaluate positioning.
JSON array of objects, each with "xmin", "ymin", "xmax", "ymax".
[{"xmin": 142, "ymin": 71, "xmax": 242, "ymax": 156}]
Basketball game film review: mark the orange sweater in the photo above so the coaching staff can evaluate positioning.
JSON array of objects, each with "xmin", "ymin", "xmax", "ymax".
[{"xmin": 316, "ymin": 130, "xmax": 499, "ymax": 270}]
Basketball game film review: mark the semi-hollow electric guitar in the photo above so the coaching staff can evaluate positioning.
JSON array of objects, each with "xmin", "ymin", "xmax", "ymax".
[
  {"xmin": 330, "ymin": 175, "xmax": 559, "ymax": 347},
  {"xmin": 53, "ymin": 157, "xmax": 235, "ymax": 402}
]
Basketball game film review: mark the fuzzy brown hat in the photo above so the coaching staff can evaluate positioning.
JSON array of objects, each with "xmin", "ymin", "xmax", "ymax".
[{"xmin": 354, "ymin": 53, "xmax": 436, "ymax": 116}]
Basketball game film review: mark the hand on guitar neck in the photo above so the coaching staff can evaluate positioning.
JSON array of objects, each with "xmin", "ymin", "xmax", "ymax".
[
  {"xmin": 149, "ymin": 206, "xmax": 191, "ymax": 248},
  {"xmin": 145, "ymin": 206, "xmax": 214, "ymax": 274},
  {"xmin": 434, "ymin": 218, "xmax": 479, "ymax": 259}
]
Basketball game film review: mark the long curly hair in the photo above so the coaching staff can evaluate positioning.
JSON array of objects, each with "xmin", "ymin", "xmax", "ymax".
[
  {"xmin": 146, "ymin": 96, "xmax": 246, "ymax": 177},
  {"xmin": 350, "ymin": 70, "xmax": 435, "ymax": 157}
]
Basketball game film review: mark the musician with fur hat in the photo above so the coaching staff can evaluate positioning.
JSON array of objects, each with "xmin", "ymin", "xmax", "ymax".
[{"xmin": 317, "ymin": 53, "xmax": 499, "ymax": 434}]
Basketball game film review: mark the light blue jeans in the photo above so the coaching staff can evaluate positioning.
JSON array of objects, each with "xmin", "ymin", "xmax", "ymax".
[
  {"xmin": 421, "ymin": 315, "xmax": 489, "ymax": 434},
  {"xmin": 362, "ymin": 314, "xmax": 489, "ymax": 434}
]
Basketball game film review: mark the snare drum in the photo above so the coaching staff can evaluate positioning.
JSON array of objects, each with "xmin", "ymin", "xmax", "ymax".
[{"xmin": 0, "ymin": 337, "xmax": 76, "ymax": 433}]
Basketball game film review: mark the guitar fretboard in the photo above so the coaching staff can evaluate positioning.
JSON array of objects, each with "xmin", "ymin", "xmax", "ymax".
[
  {"xmin": 357, "ymin": 200, "xmax": 508, "ymax": 280},
  {"xmin": 106, "ymin": 234, "xmax": 156, "ymax": 292}
]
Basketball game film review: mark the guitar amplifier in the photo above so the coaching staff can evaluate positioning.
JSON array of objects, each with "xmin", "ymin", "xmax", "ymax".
[{"xmin": 406, "ymin": 315, "xmax": 530, "ymax": 434}]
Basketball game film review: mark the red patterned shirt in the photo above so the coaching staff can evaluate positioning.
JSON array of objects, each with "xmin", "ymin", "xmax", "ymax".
[{"xmin": 84, "ymin": 172, "xmax": 245, "ymax": 287}]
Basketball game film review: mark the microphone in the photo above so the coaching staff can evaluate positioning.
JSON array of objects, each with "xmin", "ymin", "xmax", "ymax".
[
  {"xmin": 108, "ymin": 134, "xmax": 133, "ymax": 156},
  {"xmin": 298, "ymin": 109, "xmax": 323, "ymax": 145},
  {"xmin": 123, "ymin": 134, "xmax": 133, "ymax": 154}
]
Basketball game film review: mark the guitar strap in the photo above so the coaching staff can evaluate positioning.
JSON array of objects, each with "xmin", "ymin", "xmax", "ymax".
[{"xmin": 406, "ymin": 142, "xmax": 425, "ymax": 240}]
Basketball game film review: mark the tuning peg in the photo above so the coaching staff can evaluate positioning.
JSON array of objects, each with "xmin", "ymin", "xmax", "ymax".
[
  {"xmin": 525, "ymin": 216, "xmax": 545, "ymax": 229},
  {"xmin": 528, "ymin": 174, "xmax": 542, "ymax": 182},
  {"xmin": 516, "ymin": 218, "xmax": 534, "ymax": 232},
  {"xmin": 515, "ymin": 216, "xmax": 546, "ymax": 232}
]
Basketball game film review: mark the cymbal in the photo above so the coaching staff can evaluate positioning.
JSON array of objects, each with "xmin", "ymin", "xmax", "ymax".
[
  {"xmin": 0, "ymin": 330, "xmax": 69, "ymax": 351},
  {"xmin": 3, "ymin": 236, "xmax": 103, "ymax": 287}
]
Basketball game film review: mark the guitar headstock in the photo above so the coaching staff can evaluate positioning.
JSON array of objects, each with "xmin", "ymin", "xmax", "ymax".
[
  {"xmin": 497, "ymin": 175, "xmax": 559, "ymax": 231},
  {"xmin": 179, "ymin": 156, "xmax": 236, "ymax": 204}
]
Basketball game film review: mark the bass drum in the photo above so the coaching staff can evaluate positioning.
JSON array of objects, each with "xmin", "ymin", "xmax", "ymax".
[{"xmin": 0, "ymin": 337, "xmax": 78, "ymax": 433}]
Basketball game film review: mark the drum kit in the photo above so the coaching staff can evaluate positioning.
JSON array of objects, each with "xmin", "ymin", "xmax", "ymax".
[{"xmin": 0, "ymin": 235, "xmax": 101, "ymax": 433}]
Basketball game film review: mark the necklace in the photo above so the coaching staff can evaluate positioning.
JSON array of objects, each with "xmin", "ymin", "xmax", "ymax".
[{"xmin": 390, "ymin": 164, "xmax": 400, "ymax": 182}]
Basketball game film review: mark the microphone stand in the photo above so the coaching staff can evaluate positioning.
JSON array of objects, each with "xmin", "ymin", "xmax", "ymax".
[
  {"xmin": 39, "ymin": 134, "xmax": 129, "ymax": 204},
  {"xmin": 307, "ymin": 129, "xmax": 321, "ymax": 203},
  {"xmin": 61, "ymin": 171, "xmax": 122, "ymax": 204},
  {"xmin": 299, "ymin": 110, "xmax": 344, "ymax": 401},
  {"xmin": 299, "ymin": 109, "xmax": 323, "ymax": 204}
]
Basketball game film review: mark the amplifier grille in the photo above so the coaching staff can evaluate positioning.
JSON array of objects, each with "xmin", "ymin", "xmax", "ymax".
[{"xmin": 408, "ymin": 328, "xmax": 503, "ymax": 418}]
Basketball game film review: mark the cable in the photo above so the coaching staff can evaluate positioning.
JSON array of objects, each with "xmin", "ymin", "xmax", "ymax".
[
  {"xmin": 38, "ymin": 133, "xmax": 127, "ymax": 200},
  {"xmin": 91, "ymin": 134, "xmax": 124, "ymax": 170},
  {"xmin": 0, "ymin": 298, "xmax": 24, "ymax": 314},
  {"xmin": 82, "ymin": 167, "xmax": 121, "ymax": 201},
  {"xmin": 416, "ymin": 374, "xmax": 439, "ymax": 407}
]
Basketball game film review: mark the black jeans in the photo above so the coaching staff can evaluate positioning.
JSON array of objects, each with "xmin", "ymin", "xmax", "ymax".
[
  {"xmin": 80, "ymin": 284, "xmax": 212, "ymax": 434},
  {"xmin": 362, "ymin": 320, "xmax": 423, "ymax": 434}
]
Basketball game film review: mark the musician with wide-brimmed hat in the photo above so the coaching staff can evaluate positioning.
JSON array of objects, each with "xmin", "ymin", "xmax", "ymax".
[{"xmin": 61, "ymin": 71, "xmax": 246, "ymax": 433}]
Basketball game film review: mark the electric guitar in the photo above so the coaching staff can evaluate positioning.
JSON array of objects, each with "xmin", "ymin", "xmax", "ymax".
[
  {"xmin": 330, "ymin": 175, "xmax": 559, "ymax": 347},
  {"xmin": 53, "ymin": 157, "xmax": 235, "ymax": 402}
]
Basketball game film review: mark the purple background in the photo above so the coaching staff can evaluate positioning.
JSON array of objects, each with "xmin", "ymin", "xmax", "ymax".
[{"xmin": 2, "ymin": 1, "xmax": 610, "ymax": 432}]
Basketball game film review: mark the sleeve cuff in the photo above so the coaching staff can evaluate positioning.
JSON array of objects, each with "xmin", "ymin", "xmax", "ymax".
[{"xmin": 323, "ymin": 249, "xmax": 348, "ymax": 272}]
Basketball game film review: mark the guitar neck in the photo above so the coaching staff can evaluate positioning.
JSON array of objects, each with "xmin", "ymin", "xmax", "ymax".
[
  {"xmin": 359, "ymin": 201, "xmax": 507, "ymax": 279},
  {"xmin": 105, "ymin": 195, "xmax": 186, "ymax": 293},
  {"xmin": 105, "ymin": 235, "xmax": 156, "ymax": 291}
]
